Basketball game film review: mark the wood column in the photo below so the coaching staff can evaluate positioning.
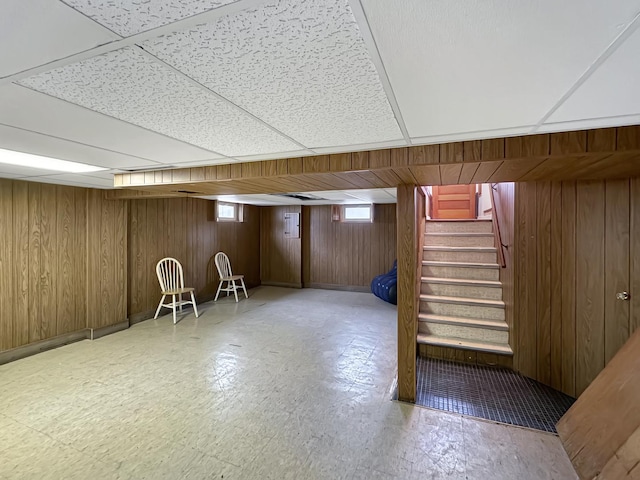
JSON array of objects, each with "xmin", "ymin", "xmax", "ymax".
[{"xmin": 396, "ymin": 184, "xmax": 419, "ymax": 402}]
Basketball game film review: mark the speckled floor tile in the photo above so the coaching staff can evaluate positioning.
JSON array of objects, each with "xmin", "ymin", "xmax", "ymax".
[{"xmin": 0, "ymin": 287, "xmax": 576, "ymax": 479}]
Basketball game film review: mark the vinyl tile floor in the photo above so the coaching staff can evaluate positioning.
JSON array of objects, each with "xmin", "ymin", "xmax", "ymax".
[{"xmin": 0, "ymin": 287, "xmax": 577, "ymax": 480}]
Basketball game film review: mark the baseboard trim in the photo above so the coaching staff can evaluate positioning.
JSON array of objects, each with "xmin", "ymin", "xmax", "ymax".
[
  {"xmin": 261, "ymin": 281, "xmax": 303, "ymax": 289},
  {"xmin": 305, "ymin": 283, "xmax": 370, "ymax": 293},
  {"xmin": 0, "ymin": 331, "xmax": 88, "ymax": 365},
  {"xmin": 89, "ymin": 320, "xmax": 129, "ymax": 340}
]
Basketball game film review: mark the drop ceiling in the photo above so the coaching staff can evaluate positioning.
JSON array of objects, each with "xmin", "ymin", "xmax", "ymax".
[{"xmin": 1, "ymin": 0, "xmax": 639, "ymax": 197}]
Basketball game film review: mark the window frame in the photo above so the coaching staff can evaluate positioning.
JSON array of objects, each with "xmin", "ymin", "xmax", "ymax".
[
  {"xmin": 340, "ymin": 204, "xmax": 374, "ymax": 223},
  {"xmin": 216, "ymin": 201, "xmax": 241, "ymax": 222}
]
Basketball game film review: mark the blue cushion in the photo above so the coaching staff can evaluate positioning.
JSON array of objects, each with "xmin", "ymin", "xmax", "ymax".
[{"xmin": 371, "ymin": 260, "xmax": 397, "ymax": 305}]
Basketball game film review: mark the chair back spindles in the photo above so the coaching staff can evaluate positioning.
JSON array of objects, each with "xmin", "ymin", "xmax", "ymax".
[{"xmin": 156, "ymin": 257, "xmax": 185, "ymax": 292}]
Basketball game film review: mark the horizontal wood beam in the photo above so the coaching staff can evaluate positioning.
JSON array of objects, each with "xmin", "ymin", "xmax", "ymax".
[{"xmin": 111, "ymin": 126, "xmax": 640, "ymax": 198}]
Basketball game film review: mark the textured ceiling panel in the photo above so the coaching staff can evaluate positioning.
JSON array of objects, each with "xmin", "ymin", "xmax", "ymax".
[
  {"xmin": 0, "ymin": 84, "xmax": 220, "ymax": 163},
  {"xmin": 142, "ymin": 0, "xmax": 402, "ymax": 148},
  {"xmin": 547, "ymin": 27, "xmax": 640, "ymax": 124},
  {"xmin": 0, "ymin": 0, "xmax": 118, "ymax": 77},
  {"xmin": 18, "ymin": 47, "xmax": 300, "ymax": 157},
  {"xmin": 61, "ymin": 0, "xmax": 239, "ymax": 37},
  {"xmin": 361, "ymin": 0, "xmax": 640, "ymax": 138}
]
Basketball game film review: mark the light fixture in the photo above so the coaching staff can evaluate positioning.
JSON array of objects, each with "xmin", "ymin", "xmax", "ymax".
[{"xmin": 0, "ymin": 148, "xmax": 107, "ymax": 173}]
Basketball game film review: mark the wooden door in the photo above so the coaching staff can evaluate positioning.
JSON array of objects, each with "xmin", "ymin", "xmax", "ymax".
[{"xmin": 431, "ymin": 184, "xmax": 477, "ymax": 219}]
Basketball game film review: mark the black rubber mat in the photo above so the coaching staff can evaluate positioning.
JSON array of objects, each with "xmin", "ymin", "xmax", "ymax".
[{"xmin": 411, "ymin": 357, "xmax": 575, "ymax": 433}]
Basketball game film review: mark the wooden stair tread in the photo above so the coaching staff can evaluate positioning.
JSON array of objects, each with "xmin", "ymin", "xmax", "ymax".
[
  {"xmin": 423, "ymin": 260, "xmax": 499, "ymax": 269},
  {"xmin": 417, "ymin": 334, "xmax": 513, "ymax": 355},
  {"xmin": 418, "ymin": 313, "xmax": 508, "ymax": 331},
  {"xmin": 425, "ymin": 232, "xmax": 494, "ymax": 237},
  {"xmin": 420, "ymin": 294, "xmax": 505, "ymax": 308},
  {"xmin": 421, "ymin": 276, "xmax": 502, "ymax": 288},
  {"xmin": 423, "ymin": 246, "xmax": 497, "ymax": 252}
]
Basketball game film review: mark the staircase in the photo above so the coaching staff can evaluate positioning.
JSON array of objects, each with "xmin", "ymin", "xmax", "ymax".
[{"xmin": 417, "ymin": 220, "xmax": 513, "ymax": 356}]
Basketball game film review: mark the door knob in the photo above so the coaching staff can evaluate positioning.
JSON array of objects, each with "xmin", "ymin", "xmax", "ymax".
[{"xmin": 616, "ymin": 291, "xmax": 630, "ymax": 301}]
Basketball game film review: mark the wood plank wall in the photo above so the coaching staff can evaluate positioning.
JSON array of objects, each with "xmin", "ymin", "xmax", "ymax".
[
  {"xmin": 128, "ymin": 197, "xmax": 260, "ymax": 321},
  {"xmin": 514, "ymin": 179, "xmax": 638, "ymax": 397},
  {"xmin": 302, "ymin": 204, "xmax": 397, "ymax": 290},
  {"xmin": 0, "ymin": 179, "xmax": 126, "ymax": 353},
  {"xmin": 260, "ymin": 206, "xmax": 302, "ymax": 287}
]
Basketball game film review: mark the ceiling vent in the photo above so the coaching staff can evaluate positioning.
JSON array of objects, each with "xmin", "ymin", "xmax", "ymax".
[
  {"xmin": 175, "ymin": 190, "xmax": 201, "ymax": 194},
  {"xmin": 269, "ymin": 193, "xmax": 328, "ymax": 201}
]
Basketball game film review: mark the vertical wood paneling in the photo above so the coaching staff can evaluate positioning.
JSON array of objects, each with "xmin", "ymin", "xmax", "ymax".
[
  {"xmin": 632, "ymin": 178, "xmax": 640, "ymax": 336},
  {"xmin": 536, "ymin": 182, "xmax": 552, "ymax": 385},
  {"xmin": 28, "ymin": 183, "xmax": 41, "ymax": 342},
  {"xmin": 260, "ymin": 206, "xmax": 302, "ymax": 286},
  {"xmin": 561, "ymin": 182, "xmax": 577, "ymax": 396},
  {"xmin": 397, "ymin": 184, "xmax": 418, "ymax": 402},
  {"xmin": 39, "ymin": 184, "xmax": 57, "ymax": 339},
  {"xmin": 74, "ymin": 188, "xmax": 87, "ymax": 333},
  {"xmin": 550, "ymin": 182, "xmax": 563, "ymax": 391},
  {"xmin": 575, "ymin": 182, "xmax": 605, "ymax": 395},
  {"xmin": 56, "ymin": 186, "xmax": 74, "ymax": 336},
  {"xmin": 303, "ymin": 205, "xmax": 396, "ymax": 289},
  {"xmin": 604, "ymin": 179, "xmax": 630, "ymax": 364},
  {"xmin": 514, "ymin": 179, "xmax": 638, "ymax": 396},
  {"xmin": 13, "ymin": 182, "xmax": 29, "ymax": 347},
  {"xmin": 0, "ymin": 180, "xmax": 14, "ymax": 351}
]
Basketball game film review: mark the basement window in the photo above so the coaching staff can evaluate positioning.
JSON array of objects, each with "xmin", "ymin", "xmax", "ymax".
[
  {"xmin": 216, "ymin": 201, "xmax": 242, "ymax": 222},
  {"xmin": 337, "ymin": 204, "xmax": 374, "ymax": 223}
]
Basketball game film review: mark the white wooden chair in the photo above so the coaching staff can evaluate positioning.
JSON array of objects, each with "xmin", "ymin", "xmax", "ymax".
[
  {"xmin": 154, "ymin": 257, "xmax": 199, "ymax": 324},
  {"xmin": 214, "ymin": 252, "xmax": 248, "ymax": 302}
]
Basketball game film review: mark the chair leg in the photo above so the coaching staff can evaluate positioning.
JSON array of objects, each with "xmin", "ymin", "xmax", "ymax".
[
  {"xmin": 179, "ymin": 292, "xmax": 183, "ymax": 312},
  {"xmin": 214, "ymin": 281, "xmax": 223, "ymax": 301},
  {"xmin": 226, "ymin": 282, "xmax": 230, "ymax": 297},
  {"xmin": 232, "ymin": 280, "xmax": 238, "ymax": 302},
  {"xmin": 154, "ymin": 295, "xmax": 166, "ymax": 319},
  {"xmin": 191, "ymin": 291, "xmax": 199, "ymax": 318},
  {"xmin": 241, "ymin": 279, "xmax": 248, "ymax": 299},
  {"xmin": 172, "ymin": 294, "xmax": 177, "ymax": 324}
]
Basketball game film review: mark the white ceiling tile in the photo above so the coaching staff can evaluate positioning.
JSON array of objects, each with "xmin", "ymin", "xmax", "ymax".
[
  {"xmin": 0, "ymin": 172, "xmax": 22, "ymax": 179},
  {"xmin": 19, "ymin": 47, "xmax": 299, "ymax": 157},
  {"xmin": 0, "ymin": 0, "xmax": 118, "ymax": 77},
  {"xmin": 62, "ymin": 0, "xmax": 239, "ymax": 37},
  {"xmin": 411, "ymin": 126, "xmax": 533, "ymax": 146},
  {"xmin": 361, "ymin": 0, "xmax": 640, "ymax": 138},
  {"xmin": 0, "ymin": 124, "xmax": 159, "ymax": 170},
  {"xmin": 311, "ymin": 139, "xmax": 407, "ymax": 155},
  {"xmin": 0, "ymin": 84, "xmax": 222, "ymax": 163},
  {"xmin": 38, "ymin": 174, "xmax": 114, "ymax": 188},
  {"xmin": 233, "ymin": 150, "xmax": 316, "ymax": 162},
  {"xmin": 0, "ymin": 163, "xmax": 67, "ymax": 177},
  {"xmin": 20, "ymin": 174, "xmax": 113, "ymax": 189},
  {"xmin": 547, "ymin": 26, "xmax": 640, "ymax": 123},
  {"xmin": 537, "ymin": 114, "xmax": 640, "ymax": 134},
  {"xmin": 142, "ymin": 0, "xmax": 402, "ymax": 148}
]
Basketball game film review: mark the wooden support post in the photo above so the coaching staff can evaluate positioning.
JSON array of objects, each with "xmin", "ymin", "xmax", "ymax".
[{"xmin": 396, "ymin": 184, "xmax": 418, "ymax": 402}]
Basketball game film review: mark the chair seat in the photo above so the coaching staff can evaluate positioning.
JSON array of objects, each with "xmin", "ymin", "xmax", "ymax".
[
  {"xmin": 161, "ymin": 287, "xmax": 195, "ymax": 295},
  {"xmin": 220, "ymin": 274, "xmax": 244, "ymax": 281}
]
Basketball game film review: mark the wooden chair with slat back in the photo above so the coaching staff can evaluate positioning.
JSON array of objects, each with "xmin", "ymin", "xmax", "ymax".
[
  {"xmin": 154, "ymin": 257, "xmax": 199, "ymax": 324},
  {"xmin": 214, "ymin": 252, "xmax": 248, "ymax": 303}
]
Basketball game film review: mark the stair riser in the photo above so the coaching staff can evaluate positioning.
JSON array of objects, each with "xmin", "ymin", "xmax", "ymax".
[
  {"xmin": 422, "ymin": 265, "xmax": 500, "ymax": 281},
  {"xmin": 423, "ymin": 250, "xmax": 497, "ymax": 263},
  {"xmin": 420, "ymin": 301, "xmax": 505, "ymax": 321},
  {"xmin": 421, "ymin": 282, "xmax": 503, "ymax": 300},
  {"xmin": 425, "ymin": 235, "xmax": 495, "ymax": 247},
  {"xmin": 427, "ymin": 222, "xmax": 493, "ymax": 233},
  {"xmin": 419, "ymin": 322, "xmax": 509, "ymax": 344}
]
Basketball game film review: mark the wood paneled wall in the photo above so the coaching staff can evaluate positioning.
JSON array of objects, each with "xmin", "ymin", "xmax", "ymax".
[
  {"xmin": 128, "ymin": 198, "xmax": 260, "ymax": 321},
  {"xmin": 514, "ymin": 179, "xmax": 640, "ymax": 397},
  {"xmin": 260, "ymin": 206, "xmax": 302, "ymax": 287},
  {"xmin": 0, "ymin": 179, "xmax": 127, "ymax": 353},
  {"xmin": 301, "ymin": 204, "xmax": 397, "ymax": 290}
]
